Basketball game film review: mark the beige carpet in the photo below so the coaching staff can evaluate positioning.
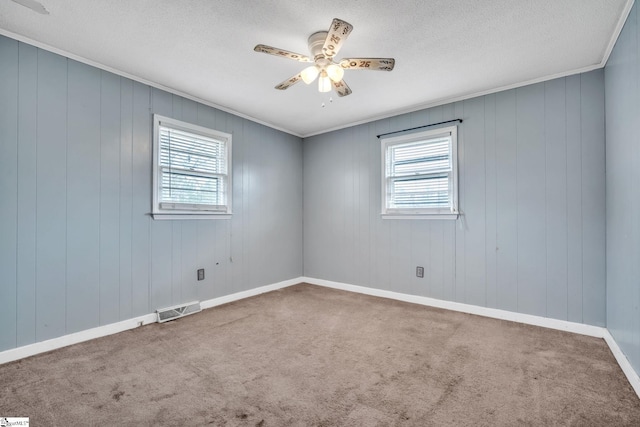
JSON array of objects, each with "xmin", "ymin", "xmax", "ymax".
[{"xmin": 0, "ymin": 283, "xmax": 638, "ymax": 426}]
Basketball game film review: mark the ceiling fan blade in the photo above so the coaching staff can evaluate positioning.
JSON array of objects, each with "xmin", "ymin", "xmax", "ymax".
[
  {"xmin": 339, "ymin": 58, "xmax": 395, "ymax": 71},
  {"xmin": 254, "ymin": 45, "xmax": 312, "ymax": 63},
  {"xmin": 332, "ymin": 79, "xmax": 352, "ymax": 97},
  {"xmin": 10, "ymin": 0, "xmax": 49, "ymax": 14},
  {"xmin": 322, "ymin": 18, "xmax": 353, "ymax": 59},
  {"xmin": 275, "ymin": 73, "xmax": 304, "ymax": 90}
]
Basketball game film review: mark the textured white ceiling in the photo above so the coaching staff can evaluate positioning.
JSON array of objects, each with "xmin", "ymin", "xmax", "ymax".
[{"xmin": 0, "ymin": 0, "xmax": 633, "ymax": 136}]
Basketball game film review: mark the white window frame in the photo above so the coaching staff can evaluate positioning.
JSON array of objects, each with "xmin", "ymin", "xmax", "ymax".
[
  {"xmin": 152, "ymin": 114, "xmax": 232, "ymax": 220},
  {"xmin": 381, "ymin": 125, "xmax": 459, "ymax": 219}
]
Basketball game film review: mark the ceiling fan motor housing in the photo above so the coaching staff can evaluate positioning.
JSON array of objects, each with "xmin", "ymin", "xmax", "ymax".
[{"xmin": 308, "ymin": 31, "xmax": 330, "ymax": 66}]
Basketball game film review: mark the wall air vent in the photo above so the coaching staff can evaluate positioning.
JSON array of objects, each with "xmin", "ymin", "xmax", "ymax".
[{"xmin": 156, "ymin": 301, "xmax": 202, "ymax": 323}]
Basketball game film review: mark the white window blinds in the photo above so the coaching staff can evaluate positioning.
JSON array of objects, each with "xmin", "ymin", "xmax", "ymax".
[
  {"xmin": 159, "ymin": 126, "xmax": 227, "ymax": 209},
  {"xmin": 152, "ymin": 115, "xmax": 232, "ymax": 218},
  {"xmin": 382, "ymin": 126, "xmax": 458, "ymax": 217}
]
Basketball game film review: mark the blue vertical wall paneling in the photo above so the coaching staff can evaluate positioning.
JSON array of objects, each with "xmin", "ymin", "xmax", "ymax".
[
  {"xmin": 484, "ymin": 94, "xmax": 498, "ymax": 309},
  {"xmin": 0, "ymin": 26, "xmax": 618, "ymax": 355},
  {"xmin": 0, "ymin": 35, "xmax": 304, "ymax": 352},
  {"xmin": 118, "ymin": 78, "xmax": 134, "ymax": 321},
  {"xmin": 303, "ymin": 70, "xmax": 606, "ymax": 326},
  {"xmin": 16, "ymin": 42, "xmax": 38, "ymax": 347},
  {"xmin": 494, "ymin": 89, "xmax": 519, "ymax": 313},
  {"xmin": 605, "ymin": 1, "xmax": 640, "ymax": 374},
  {"xmin": 453, "ymin": 101, "xmax": 466, "ymax": 304},
  {"xmin": 544, "ymin": 77, "xmax": 569, "ymax": 321},
  {"xmin": 565, "ymin": 74, "xmax": 584, "ymax": 323},
  {"xmin": 462, "ymin": 95, "xmax": 487, "ymax": 308},
  {"xmin": 580, "ymin": 71, "xmax": 606, "ymax": 327},
  {"xmin": 36, "ymin": 49, "xmax": 68, "ymax": 342},
  {"xmin": 66, "ymin": 60, "xmax": 101, "ymax": 334},
  {"xmin": 356, "ymin": 123, "xmax": 371, "ymax": 288},
  {"xmin": 130, "ymin": 81, "xmax": 151, "ymax": 318},
  {"xmin": 100, "ymin": 71, "xmax": 123, "ymax": 325},
  {"xmin": 516, "ymin": 83, "xmax": 547, "ymax": 317},
  {"xmin": 0, "ymin": 36, "xmax": 19, "ymax": 350}
]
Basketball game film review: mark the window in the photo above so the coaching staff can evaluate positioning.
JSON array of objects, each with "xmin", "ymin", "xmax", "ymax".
[
  {"xmin": 152, "ymin": 115, "xmax": 232, "ymax": 219},
  {"xmin": 381, "ymin": 126, "xmax": 458, "ymax": 219}
]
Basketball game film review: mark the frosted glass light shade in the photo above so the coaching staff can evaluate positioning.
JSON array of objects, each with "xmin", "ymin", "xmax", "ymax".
[
  {"xmin": 301, "ymin": 66, "xmax": 320, "ymax": 84},
  {"xmin": 326, "ymin": 64, "xmax": 344, "ymax": 82},
  {"xmin": 318, "ymin": 73, "xmax": 332, "ymax": 92}
]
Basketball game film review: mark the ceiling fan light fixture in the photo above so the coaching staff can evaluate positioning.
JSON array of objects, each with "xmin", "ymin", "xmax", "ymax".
[
  {"xmin": 318, "ymin": 71, "xmax": 332, "ymax": 93},
  {"xmin": 301, "ymin": 65, "xmax": 320, "ymax": 84},
  {"xmin": 326, "ymin": 64, "xmax": 344, "ymax": 83}
]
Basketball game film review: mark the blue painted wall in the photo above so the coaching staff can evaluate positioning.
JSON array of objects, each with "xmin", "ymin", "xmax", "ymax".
[
  {"xmin": 605, "ymin": 1, "xmax": 640, "ymax": 375},
  {"xmin": 303, "ymin": 71, "xmax": 606, "ymax": 326},
  {"xmin": 0, "ymin": 36, "xmax": 303, "ymax": 352},
  {"xmin": 2, "ymin": 21, "xmax": 632, "ymax": 362}
]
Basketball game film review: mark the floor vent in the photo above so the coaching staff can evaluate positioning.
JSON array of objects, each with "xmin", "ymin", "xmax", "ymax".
[{"xmin": 157, "ymin": 301, "xmax": 202, "ymax": 323}]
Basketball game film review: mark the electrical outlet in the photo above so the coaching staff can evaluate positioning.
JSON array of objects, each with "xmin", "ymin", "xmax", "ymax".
[
  {"xmin": 197, "ymin": 269, "xmax": 205, "ymax": 281},
  {"xmin": 416, "ymin": 266, "xmax": 424, "ymax": 278}
]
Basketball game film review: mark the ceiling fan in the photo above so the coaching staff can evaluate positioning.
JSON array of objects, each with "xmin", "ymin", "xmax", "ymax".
[
  {"xmin": 254, "ymin": 18, "xmax": 395, "ymax": 97},
  {"xmin": 10, "ymin": 0, "xmax": 49, "ymax": 14}
]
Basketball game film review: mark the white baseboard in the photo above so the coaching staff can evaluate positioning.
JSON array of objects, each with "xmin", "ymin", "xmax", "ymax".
[
  {"xmin": 603, "ymin": 330, "xmax": 640, "ymax": 398},
  {"xmin": 0, "ymin": 277, "xmax": 302, "ymax": 366},
  {"xmin": 199, "ymin": 277, "xmax": 302, "ymax": 309},
  {"xmin": 301, "ymin": 277, "xmax": 604, "ymax": 337},
  {"xmin": 3, "ymin": 275, "xmax": 639, "ymax": 400},
  {"xmin": 0, "ymin": 313, "xmax": 157, "ymax": 365},
  {"xmin": 301, "ymin": 276, "xmax": 640, "ymax": 398}
]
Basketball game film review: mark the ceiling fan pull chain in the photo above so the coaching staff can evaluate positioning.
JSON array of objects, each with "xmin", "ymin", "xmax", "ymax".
[{"xmin": 321, "ymin": 93, "xmax": 335, "ymax": 108}]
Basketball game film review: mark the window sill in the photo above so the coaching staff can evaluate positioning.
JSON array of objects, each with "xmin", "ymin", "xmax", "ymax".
[
  {"xmin": 381, "ymin": 213, "xmax": 459, "ymax": 220},
  {"xmin": 152, "ymin": 213, "xmax": 232, "ymax": 220}
]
